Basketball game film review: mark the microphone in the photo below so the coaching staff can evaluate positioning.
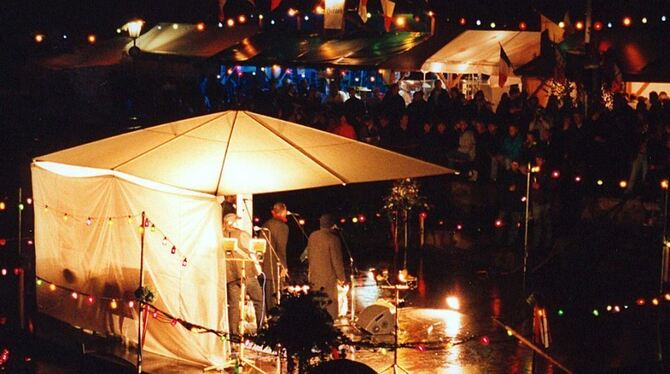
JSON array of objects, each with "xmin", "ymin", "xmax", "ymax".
[
  {"xmin": 253, "ymin": 226, "xmax": 270, "ymax": 232},
  {"xmin": 287, "ymin": 211, "xmax": 300, "ymax": 216}
]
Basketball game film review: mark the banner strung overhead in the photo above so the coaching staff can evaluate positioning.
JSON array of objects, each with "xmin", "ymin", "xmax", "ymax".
[{"xmin": 325, "ymin": 0, "xmax": 346, "ymax": 30}]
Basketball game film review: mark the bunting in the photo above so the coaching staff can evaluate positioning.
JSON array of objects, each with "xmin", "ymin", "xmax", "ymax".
[
  {"xmin": 359, "ymin": 0, "xmax": 369, "ymax": 23},
  {"xmin": 380, "ymin": 0, "xmax": 396, "ymax": 32},
  {"xmin": 497, "ymin": 45, "xmax": 512, "ymax": 88}
]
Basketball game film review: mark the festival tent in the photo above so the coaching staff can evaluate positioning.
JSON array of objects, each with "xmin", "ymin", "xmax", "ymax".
[
  {"xmin": 215, "ymin": 31, "xmax": 440, "ymax": 69},
  {"xmin": 420, "ymin": 30, "xmax": 541, "ymax": 76},
  {"xmin": 40, "ymin": 23, "xmax": 258, "ymax": 70},
  {"xmin": 32, "ymin": 110, "xmax": 453, "ymax": 367}
]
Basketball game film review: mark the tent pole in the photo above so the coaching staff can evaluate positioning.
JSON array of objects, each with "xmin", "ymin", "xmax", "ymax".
[{"xmin": 137, "ymin": 211, "xmax": 146, "ymax": 374}]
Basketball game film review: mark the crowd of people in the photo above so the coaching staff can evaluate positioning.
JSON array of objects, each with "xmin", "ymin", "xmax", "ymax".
[{"xmin": 202, "ymin": 75, "xmax": 670, "ymax": 251}]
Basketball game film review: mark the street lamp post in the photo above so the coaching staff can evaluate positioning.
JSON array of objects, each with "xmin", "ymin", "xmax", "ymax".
[{"xmin": 127, "ymin": 20, "xmax": 144, "ymax": 56}]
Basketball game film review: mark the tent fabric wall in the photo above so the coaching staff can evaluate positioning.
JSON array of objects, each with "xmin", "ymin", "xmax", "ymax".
[
  {"xmin": 32, "ymin": 162, "xmax": 229, "ymax": 366},
  {"xmin": 421, "ymin": 30, "xmax": 540, "ymax": 75}
]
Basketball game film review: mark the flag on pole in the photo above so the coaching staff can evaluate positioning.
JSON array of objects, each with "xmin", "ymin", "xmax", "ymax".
[
  {"xmin": 497, "ymin": 44, "xmax": 512, "ymax": 88},
  {"xmin": 218, "ymin": 0, "xmax": 227, "ymax": 22},
  {"xmin": 380, "ymin": 0, "xmax": 396, "ymax": 32},
  {"xmin": 358, "ymin": 0, "xmax": 369, "ymax": 23},
  {"xmin": 271, "ymin": 0, "xmax": 281, "ymax": 11},
  {"xmin": 540, "ymin": 14, "xmax": 564, "ymax": 43}
]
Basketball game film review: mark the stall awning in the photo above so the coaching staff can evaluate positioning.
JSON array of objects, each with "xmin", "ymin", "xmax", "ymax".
[
  {"xmin": 216, "ymin": 31, "xmax": 437, "ymax": 69},
  {"xmin": 421, "ymin": 30, "xmax": 541, "ymax": 75},
  {"xmin": 39, "ymin": 23, "xmax": 257, "ymax": 70}
]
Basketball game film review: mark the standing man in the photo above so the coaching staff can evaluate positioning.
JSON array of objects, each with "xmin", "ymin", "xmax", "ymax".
[
  {"xmin": 261, "ymin": 202, "xmax": 289, "ymax": 313},
  {"xmin": 222, "ymin": 213, "xmax": 264, "ymax": 335},
  {"xmin": 221, "ymin": 195, "xmax": 237, "ymax": 217},
  {"xmin": 306, "ymin": 214, "xmax": 346, "ymax": 320}
]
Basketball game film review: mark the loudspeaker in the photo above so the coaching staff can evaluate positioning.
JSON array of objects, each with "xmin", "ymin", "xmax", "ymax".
[{"xmin": 356, "ymin": 299, "xmax": 395, "ymax": 335}]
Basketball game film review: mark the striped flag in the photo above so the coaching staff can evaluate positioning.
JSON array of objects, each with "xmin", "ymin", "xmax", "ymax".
[
  {"xmin": 497, "ymin": 44, "xmax": 512, "ymax": 88},
  {"xmin": 380, "ymin": 0, "xmax": 395, "ymax": 32},
  {"xmin": 358, "ymin": 0, "xmax": 369, "ymax": 23},
  {"xmin": 271, "ymin": 0, "xmax": 281, "ymax": 11}
]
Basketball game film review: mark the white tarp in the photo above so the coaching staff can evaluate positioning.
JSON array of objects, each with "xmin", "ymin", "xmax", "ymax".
[
  {"xmin": 32, "ymin": 162, "xmax": 229, "ymax": 366},
  {"xmin": 35, "ymin": 111, "xmax": 453, "ymax": 196},
  {"xmin": 421, "ymin": 30, "xmax": 540, "ymax": 76}
]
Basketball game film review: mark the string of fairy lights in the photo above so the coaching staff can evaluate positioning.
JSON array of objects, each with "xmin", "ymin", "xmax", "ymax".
[
  {"xmin": 0, "ymin": 175, "xmax": 667, "ymax": 247},
  {"xmin": 27, "ymin": 5, "xmax": 670, "ymax": 46}
]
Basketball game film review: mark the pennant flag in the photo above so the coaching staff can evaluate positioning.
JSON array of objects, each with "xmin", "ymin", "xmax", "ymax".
[
  {"xmin": 540, "ymin": 14, "xmax": 564, "ymax": 43},
  {"xmin": 271, "ymin": 0, "xmax": 281, "ymax": 11},
  {"xmin": 325, "ymin": 0, "xmax": 347, "ymax": 29},
  {"xmin": 359, "ymin": 0, "xmax": 369, "ymax": 23},
  {"xmin": 380, "ymin": 0, "xmax": 396, "ymax": 32},
  {"xmin": 562, "ymin": 11, "xmax": 575, "ymax": 37},
  {"xmin": 218, "ymin": 0, "xmax": 227, "ymax": 22},
  {"xmin": 497, "ymin": 44, "xmax": 512, "ymax": 88}
]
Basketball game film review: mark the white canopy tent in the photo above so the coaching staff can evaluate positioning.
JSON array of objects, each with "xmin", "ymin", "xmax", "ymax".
[
  {"xmin": 421, "ymin": 30, "xmax": 541, "ymax": 76},
  {"xmin": 32, "ymin": 111, "xmax": 453, "ymax": 367}
]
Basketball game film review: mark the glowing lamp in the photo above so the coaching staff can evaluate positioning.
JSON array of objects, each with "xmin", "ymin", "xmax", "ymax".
[
  {"xmin": 49, "ymin": 284, "xmax": 57, "ymax": 291},
  {"xmin": 613, "ymin": 305, "xmax": 620, "ymax": 313},
  {"xmin": 127, "ymin": 20, "xmax": 144, "ymax": 39},
  {"xmin": 0, "ymin": 239, "xmax": 4, "ymax": 247},
  {"xmin": 594, "ymin": 21, "xmax": 603, "ymax": 31},
  {"xmin": 622, "ymin": 17, "xmax": 632, "ymax": 27},
  {"xmin": 438, "ymin": 220, "xmax": 444, "ymax": 225},
  {"xmin": 596, "ymin": 179, "xmax": 603, "ymax": 186},
  {"xmin": 664, "ymin": 293, "xmax": 670, "ymax": 301},
  {"xmin": 592, "ymin": 309, "xmax": 599, "ymax": 317},
  {"xmin": 618, "ymin": 180, "xmax": 627, "ymax": 189},
  {"xmin": 87, "ymin": 34, "xmax": 96, "ymax": 44},
  {"xmin": 575, "ymin": 176, "xmax": 582, "ymax": 183},
  {"xmin": 416, "ymin": 344, "xmax": 426, "ymax": 352},
  {"xmin": 662, "ymin": 16, "xmax": 667, "ymax": 22},
  {"xmin": 490, "ymin": 22, "xmax": 496, "ymax": 28},
  {"xmin": 227, "ymin": 19, "xmax": 235, "ymax": 27},
  {"xmin": 0, "ymin": 202, "xmax": 4, "ymax": 210},
  {"xmin": 459, "ymin": 17, "xmax": 466, "ymax": 26},
  {"xmin": 128, "ymin": 301, "xmax": 135, "ymax": 308},
  {"xmin": 606, "ymin": 305, "xmax": 612, "ymax": 311},
  {"xmin": 152, "ymin": 311, "xmax": 158, "ymax": 318},
  {"xmin": 507, "ymin": 329, "xmax": 513, "ymax": 336},
  {"xmin": 661, "ymin": 179, "xmax": 669, "ymax": 190},
  {"xmin": 636, "ymin": 298, "xmax": 645, "ymax": 306},
  {"xmin": 519, "ymin": 21, "xmax": 527, "ymax": 30},
  {"xmin": 87, "ymin": 296, "xmax": 94, "ymax": 304},
  {"xmin": 480, "ymin": 336, "xmax": 490, "ymax": 346},
  {"xmin": 530, "ymin": 166, "xmax": 540, "ymax": 173},
  {"xmin": 367, "ymin": 12, "xmax": 372, "ymax": 19},
  {"xmin": 575, "ymin": 21, "xmax": 584, "ymax": 30},
  {"xmin": 298, "ymin": 219, "xmax": 305, "ymax": 226},
  {"xmin": 0, "ymin": 269, "xmax": 6, "ymax": 276},
  {"xmin": 370, "ymin": 76, "xmax": 376, "ymax": 82},
  {"xmin": 642, "ymin": 17, "xmax": 648, "ymax": 24},
  {"xmin": 352, "ymin": 217, "xmax": 359, "ymax": 223},
  {"xmin": 419, "ymin": 212, "xmax": 428, "ymax": 220},
  {"xmin": 110, "ymin": 299, "xmax": 118, "ymax": 309},
  {"xmin": 27, "ymin": 240, "xmax": 33, "ymax": 246},
  {"xmin": 238, "ymin": 15, "xmax": 246, "ymax": 24},
  {"xmin": 339, "ymin": 218, "xmax": 346, "ymax": 224},
  {"xmin": 395, "ymin": 17, "xmax": 406, "ymax": 27},
  {"xmin": 494, "ymin": 219, "xmax": 503, "ymax": 228},
  {"xmin": 456, "ymin": 224, "xmax": 463, "ymax": 230},
  {"xmin": 607, "ymin": 22, "xmax": 613, "ymax": 28},
  {"xmin": 26, "ymin": 198, "xmax": 32, "ymax": 205},
  {"xmin": 521, "ymin": 196, "xmax": 527, "ymax": 203},
  {"xmin": 171, "ymin": 319, "xmax": 178, "ymax": 326},
  {"xmin": 476, "ymin": 19, "xmax": 482, "ymax": 26},
  {"xmin": 258, "ymin": 14, "xmax": 264, "ymax": 20},
  {"xmin": 304, "ymin": 15, "xmax": 309, "ymax": 21},
  {"xmin": 557, "ymin": 309, "xmax": 564, "ymax": 316},
  {"xmin": 36, "ymin": 279, "xmax": 43, "ymax": 286},
  {"xmin": 288, "ymin": 8, "xmax": 297, "ymax": 17},
  {"xmin": 172, "ymin": 23, "xmax": 179, "ymax": 29},
  {"xmin": 71, "ymin": 292, "xmax": 78, "ymax": 300},
  {"xmin": 446, "ymin": 296, "xmax": 460, "ymax": 310},
  {"xmin": 196, "ymin": 22, "xmax": 205, "ymax": 31},
  {"xmin": 558, "ymin": 21, "xmax": 565, "ymax": 28},
  {"xmin": 652, "ymin": 298, "xmax": 659, "ymax": 306},
  {"xmin": 315, "ymin": 6, "xmax": 325, "ymax": 15},
  {"xmin": 427, "ymin": 11, "xmax": 434, "ymax": 17},
  {"xmin": 35, "ymin": 34, "xmax": 45, "ymax": 43},
  {"xmin": 551, "ymin": 170, "xmax": 560, "ymax": 179}
]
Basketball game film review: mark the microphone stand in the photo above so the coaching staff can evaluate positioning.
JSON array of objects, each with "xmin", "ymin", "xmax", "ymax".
[
  {"xmin": 288, "ymin": 213, "xmax": 309, "ymax": 241},
  {"xmin": 335, "ymin": 227, "xmax": 357, "ymax": 323}
]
